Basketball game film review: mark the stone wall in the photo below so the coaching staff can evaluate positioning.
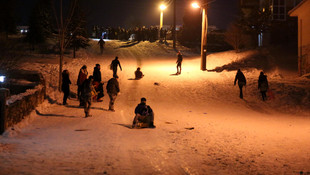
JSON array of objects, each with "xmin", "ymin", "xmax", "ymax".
[{"xmin": 0, "ymin": 71, "xmax": 46, "ymax": 134}]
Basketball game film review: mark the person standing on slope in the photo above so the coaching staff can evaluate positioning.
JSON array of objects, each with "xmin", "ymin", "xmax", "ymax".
[
  {"xmin": 258, "ymin": 71, "xmax": 269, "ymax": 101},
  {"xmin": 110, "ymin": 56, "xmax": 122, "ymax": 77},
  {"xmin": 176, "ymin": 51, "xmax": 183, "ymax": 74},
  {"xmin": 62, "ymin": 70, "xmax": 71, "ymax": 105},
  {"xmin": 234, "ymin": 69, "xmax": 247, "ymax": 99},
  {"xmin": 106, "ymin": 75, "xmax": 120, "ymax": 112}
]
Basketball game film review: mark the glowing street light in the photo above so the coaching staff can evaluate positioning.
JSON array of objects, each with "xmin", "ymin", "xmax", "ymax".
[
  {"xmin": 192, "ymin": 1, "xmax": 208, "ymax": 71},
  {"xmin": 191, "ymin": 2, "xmax": 200, "ymax": 9},
  {"xmin": 159, "ymin": 4, "xmax": 167, "ymax": 41}
]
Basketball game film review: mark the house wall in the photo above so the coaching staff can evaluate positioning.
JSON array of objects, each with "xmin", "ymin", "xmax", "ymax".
[{"xmin": 294, "ymin": 1, "xmax": 310, "ymax": 75}]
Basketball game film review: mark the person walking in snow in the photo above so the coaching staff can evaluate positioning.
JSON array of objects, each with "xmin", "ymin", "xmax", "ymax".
[
  {"xmin": 132, "ymin": 97, "xmax": 155, "ymax": 128},
  {"xmin": 106, "ymin": 75, "xmax": 120, "ymax": 112},
  {"xmin": 176, "ymin": 51, "xmax": 183, "ymax": 74},
  {"xmin": 62, "ymin": 70, "xmax": 71, "ymax": 105},
  {"xmin": 234, "ymin": 69, "xmax": 246, "ymax": 99},
  {"xmin": 77, "ymin": 65, "xmax": 88, "ymax": 105},
  {"xmin": 110, "ymin": 56, "xmax": 122, "ymax": 77},
  {"xmin": 98, "ymin": 37, "xmax": 105, "ymax": 54},
  {"xmin": 82, "ymin": 76, "xmax": 94, "ymax": 117},
  {"xmin": 92, "ymin": 64, "xmax": 104, "ymax": 102},
  {"xmin": 258, "ymin": 71, "xmax": 269, "ymax": 101},
  {"xmin": 135, "ymin": 67, "xmax": 144, "ymax": 79}
]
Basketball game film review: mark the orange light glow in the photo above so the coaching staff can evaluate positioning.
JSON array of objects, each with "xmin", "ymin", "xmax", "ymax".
[
  {"xmin": 191, "ymin": 2, "xmax": 200, "ymax": 9},
  {"xmin": 159, "ymin": 4, "xmax": 167, "ymax": 11}
]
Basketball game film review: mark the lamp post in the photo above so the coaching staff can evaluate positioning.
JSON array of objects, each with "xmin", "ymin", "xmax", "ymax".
[
  {"xmin": 192, "ymin": 1, "xmax": 208, "ymax": 71},
  {"xmin": 159, "ymin": 4, "xmax": 167, "ymax": 41}
]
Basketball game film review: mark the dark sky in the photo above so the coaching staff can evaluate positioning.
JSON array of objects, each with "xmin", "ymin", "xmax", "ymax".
[{"xmin": 17, "ymin": 0, "xmax": 238, "ymax": 30}]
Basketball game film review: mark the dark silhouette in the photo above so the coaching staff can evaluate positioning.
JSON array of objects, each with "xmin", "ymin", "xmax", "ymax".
[
  {"xmin": 135, "ymin": 67, "xmax": 144, "ymax": 79},
  {"xmin": 77, "ymin": 65, "xmax": 88, "ymax": 106},
  {"xmin": 82, "ymin": 76, "xmax": 94, "ymax": 117},
  {"xmin": 106, "ymin": 75, "xmax": 120, "ymax": 112},
  {"xmin": 176, "ymin": 51, "xmax": 183, "ymax": 74},
  {"xmin": 132, "ymin": 97, "xmax": 155, "ymax": 128},
  {"xmin": 92, "ymin": 64, "xmax": 104, "ymax": 102},
  {"xmin": 258, "ymin": 71, "xmax": 269, "ymax": 101},
  {"xmin": 61, "ymin": 70, "xmax": 71, "ymax": 105},
  {"xmin": 98, "ymin": 38, "xmax": 105, "ymax": 54},
  {"xmin": 110, "ymin": 56, "xmax": 122, "ymax": 77},
  {"xmin": 234, "ymin": 69, "xmax": 247, "ymax": 99}
]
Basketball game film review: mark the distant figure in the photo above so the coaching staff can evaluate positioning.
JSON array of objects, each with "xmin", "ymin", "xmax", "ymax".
[
  {"xmin": 62, "ymin": 70, "xmax": 71, "ymax": 105},
  {"xmin": 92, "ymin": 64, "xmax": 104, "ymax": 102},
  {"xmin": 234, "ymin": 69, "xmax": 247, "ymax": 99},
  {"xmin": 77, "ymin": 65, "xmax": 88, "ymax": 105},
  {"xmin": 82, "ymin": 76, "xmax": 94, "ymax": 118},
  {"xmin": 132, "ymin": 97, "xmax": 155, "ymax": 128},
  {"xmin": 176, "ymin": 51, "xmax": 183, "ymax": 74},
  {"xmin": 98, "ymin": 38, "xmax": 105, "ymax": 54},
  {"xmin": 110, "ymin": 56, "xmax": 122, "ymax": 77},
  {"xmin": 258, "ymin": 71, "xmax": 269, "ymax": 101},
  {"xmin": 106, "ymin": 75, "xmax": 120, "ymax": 112},
  {"xmin": 135, "ymin": 67, "xmax": 144, "ymax": 79}
]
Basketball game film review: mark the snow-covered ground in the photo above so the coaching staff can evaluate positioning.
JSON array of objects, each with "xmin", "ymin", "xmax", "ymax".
[{"xmin": 0, "ymin": 40, "xmax": 310, "ymax": 175}]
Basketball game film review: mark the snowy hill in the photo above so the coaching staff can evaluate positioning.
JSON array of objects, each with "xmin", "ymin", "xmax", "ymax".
[{"xmin": 0, "ymin": 40, "xmax": 310, "ymax": 174}]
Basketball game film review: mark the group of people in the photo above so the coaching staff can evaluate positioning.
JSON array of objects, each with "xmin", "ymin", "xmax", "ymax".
[
  {"xmin": 62, "ymin": 56, "xmax": 122, "ymax": 118},
  {"xmin": 61, "ymin": 55, "xmax": 154, "ymax": 128},
  {"xmin": 92, "ymin": 26, "xmax": 168, "ymax": 42},
  {"xmin": 234, "ymin": 69, "xmax": 269, "ymax": 101}
]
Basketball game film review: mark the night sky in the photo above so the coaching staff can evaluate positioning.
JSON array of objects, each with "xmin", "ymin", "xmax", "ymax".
[{"xmin": 17, "ymin": 0, "xmax": 238, "ymax": 30}]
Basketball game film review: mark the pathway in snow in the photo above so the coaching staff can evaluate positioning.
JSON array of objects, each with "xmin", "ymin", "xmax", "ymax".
[{"xmin": 1, "ymin": 40, "xmax": 310, "ymax": 175}]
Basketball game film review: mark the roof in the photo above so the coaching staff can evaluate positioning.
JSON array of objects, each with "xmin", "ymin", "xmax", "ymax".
[{"xmin": 289, "ymin": 0, "xmax": 309, "ymax": 16}]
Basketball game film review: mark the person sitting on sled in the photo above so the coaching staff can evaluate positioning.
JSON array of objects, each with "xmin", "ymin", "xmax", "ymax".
[{"xmin": 132, "ymin": 97, "xmax": 155, "ymax": 128}]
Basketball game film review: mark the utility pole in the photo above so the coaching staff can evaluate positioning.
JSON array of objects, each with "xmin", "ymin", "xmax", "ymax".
[
  {"xmin": 172, "ymin": 0, "xmax": 176, "ymax": 49},
  {"xmin": 201, "ymin": 0, "xmax": 208, "ymax": 70}
]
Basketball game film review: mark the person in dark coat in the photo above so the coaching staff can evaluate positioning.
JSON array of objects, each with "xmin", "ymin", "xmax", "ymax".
[
  {"xmin": 62, "ymin": 70, "xmax": 71, "ymax": 105},
  {"xmin": 77, "ymin": 65, "xmax": 88, "ymax": 104},
  {"xmin": 106, "ymin": 75, "xmax": 120, "ymax": 111},
  {"xmin": 132, "ymin": 97, "xmax": 155, "ymax": 128},
  {"xmin": 98, "ymin": 38, "xmax": 105, "ymax": 54},
  {"xmin": 92, "ymin": 64, "xmax": 104, "ymax": 101},
  {"xmin": 82, "ymin": 76, "xmax": 94, "ymax": 117},
  {"xmin": 258, "ymin": 71, "xmax": 269, "ymax": 101},
  {"xmin": 135, "ymin": 67, "xmax": 144, "ymax": 79},
  {"xmin": 176, "ymin": 51, "xmax": 183, "ymax": 74},
  {"xmin": 110, "ymin": 56, "xmax": 122, "ymax": 77},
  {"xmin": 234, "ymin": 69, "xmax": 247, "ymax": 99}
]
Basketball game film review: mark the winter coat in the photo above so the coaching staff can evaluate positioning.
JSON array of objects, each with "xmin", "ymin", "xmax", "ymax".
[
  {"xmin": 111, "ymin": 59, "xmax": 122, "ymax": 70},
  {"xmin": 135, "ymin": 103, "xmax": 153, "ymax": 116},
  {"xmin": 98, "ymin": 39, "xmax": 105, "ymax": 47},
  {"xmin": 82, "ymin": 78, "xmax": 94, "ymax": 98},
  {"xmin": 258, "ymin": 74, "xmax": 269, "ymax": 92},
  {"xmin": 77, "ymin": 68, "xmax": 88, "ymax": 86},
  {"xmin": 93, "ymin": 67, "xmax": 102, "ymax": 82},
  {"xmin": 62, "ymin": 72, "xmax": 71, "ymax": 92},
  {"xmin": 234, "ymin": 70, "xmax": 246, "ymax": 86},
  {"xmin": 106, "ymin": 78, "xmax": 120, "ymax": 95},
  {"xmin": 177, "ymin": 54, "xmax": 183, "ymax": 64},
  {"xmin": 135, "ymin": 70, "xmax": 143, "ymax": 79}
]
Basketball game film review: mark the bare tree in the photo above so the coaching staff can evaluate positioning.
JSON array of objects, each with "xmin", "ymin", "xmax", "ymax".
[
  {"xmin": 225, "ymin": 23, "xmax": 246, "ymax": 53},
  {"xmin": 52, "ymin": 0, "xmax": 78, "ymax": 91}
]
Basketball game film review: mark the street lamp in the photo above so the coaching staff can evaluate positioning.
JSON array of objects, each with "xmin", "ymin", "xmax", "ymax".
[
  {"xmin": 159, "ymin": 4, "xmax": 167, "ymax": 40},
  {"xmin": 192, "ymin": 1, "xmax": 208, "ymax": 71}
]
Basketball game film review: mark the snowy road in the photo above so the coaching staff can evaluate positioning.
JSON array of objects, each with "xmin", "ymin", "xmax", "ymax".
[{"xmin": 1, "ymin": 41, "xmax": 310, "ymax": 175}]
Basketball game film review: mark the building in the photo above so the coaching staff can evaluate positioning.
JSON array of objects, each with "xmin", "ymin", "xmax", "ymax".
[
  {"xmin": 289, "ymin": 0, "xmax": 310, "ymax": 76},
  {"xmin": 239, "ymin": 0, "xmax": 302, "ymax": 46}
]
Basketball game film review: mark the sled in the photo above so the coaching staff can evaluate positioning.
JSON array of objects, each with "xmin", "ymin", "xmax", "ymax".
[{"xmin": 267, "ymin": 89, "xmax": 275, "ymax": 100}]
